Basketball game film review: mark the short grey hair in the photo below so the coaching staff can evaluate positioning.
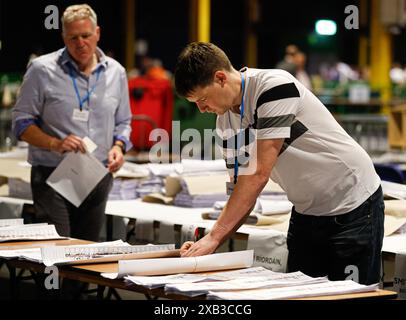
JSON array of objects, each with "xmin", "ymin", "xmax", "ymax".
[{"xmin": 62, "ymin": 4, "xmax": 97, "ymax": 34}]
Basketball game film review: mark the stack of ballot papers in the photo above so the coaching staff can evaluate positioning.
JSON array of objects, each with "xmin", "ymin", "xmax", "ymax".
[
  {"xmin": 109, "ymin": 178, "xmax": 139, "ymax": 200},
  {"xmin": 135, "ymin": 176, "xmax": 165, "ymax": 198},
  {"xmin": 102, "ymin": 250, "xmax": 254, "ymax": 279},
  {"xmin": 0, "ymin": 240, "xmax": 127, "ymax": 263},
  {"xmin": 202, "ymin": 198, "xmax": 292, "ymax": 226},
  {"xmin": 0, "ymin": 240, "xmax": 179, "ymax": 266},
  {"xmin": 164, "ymin": 270, "xmax": 328, "ymax": 297},
  {"xmin": 0, "ymin": 223, "xmax": 65, "ymax": 242},
  {"xmin": 176, "ymin": 159, "xmax": 227, "ymax": 176},
  {"xmin": 123, "ymin": 267, "xmax": 327, "ymax": 295},
  {"xmin": 210, "ymin": 198, "xmax": 293, "ymax": 215},
  {"xmin": 381, "ymin": 180, "xmax": 406, "ymax": 200},
  {"xmin": 41, "ymin": 243, "xmax": 178, "ymax": 266},
  {"xmin": 114, "ymin": 162, "xmax": 150, "ymax": 179},
  {"xmin": 146, "ymin": 160, "xmax": 227, "ymax": 177},
  {"xmin": 202, "ymin": 211, "xmax": 290, "ymax": 227},
  {"xmin": 147, "ymin": 163, "xmax": 182, "ymax": 177},
  {"xmin": 174, "ymin": 175, "xmax": 229, "ymax": 208},
  {"xmin": 206, "ymin": 280, "xmax": 379, "ymax": 300},
  {"xmin": 0, "ymin": 219, "xmax": 24, "ymax": 228}
]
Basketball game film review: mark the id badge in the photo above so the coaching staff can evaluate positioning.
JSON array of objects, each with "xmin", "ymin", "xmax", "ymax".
[
  {"xmin": 72, "ymin": 109, "xmax": 89, "ymax": 122},
  {"xmin": 226, "ymin": 182, "xmax": 235, "ymax": 195}
]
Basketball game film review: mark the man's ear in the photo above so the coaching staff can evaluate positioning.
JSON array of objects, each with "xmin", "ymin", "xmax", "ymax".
[
  {"xmin": 95, "ymin": 26, "xmax": 101, "ymax": 42},
  {"xmin": 214, "ymin": 71, "xmax": 227, "ymax": 87}
]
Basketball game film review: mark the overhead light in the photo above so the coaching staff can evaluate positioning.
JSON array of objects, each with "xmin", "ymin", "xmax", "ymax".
[{"xmin": 315, "ymin": 20, "xmax": 337, "ymax": 36}]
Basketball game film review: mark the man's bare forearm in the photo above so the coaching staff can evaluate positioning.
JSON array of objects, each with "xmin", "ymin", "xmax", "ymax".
[
  {"xmin": 209, "ymin": 173, "xmax": 270, "ymax": 246},
  {"xmin": 20, "ymin": 125, "xmax": 60, "ymax": 152}
]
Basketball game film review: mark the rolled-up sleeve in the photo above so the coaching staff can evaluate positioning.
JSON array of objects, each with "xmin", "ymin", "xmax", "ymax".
[
  {"xmin": 113, "ymin": 68, "xmax": 132, "ymax": 152},
  {"xmin": 12, "ymin": 61, "xmax": 45, "ymax": 140}
]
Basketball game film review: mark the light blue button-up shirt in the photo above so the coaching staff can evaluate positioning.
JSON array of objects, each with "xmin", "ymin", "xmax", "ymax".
[{"xmin": 12, "ymin": 47, "xmax": 132, "ymax": 167}]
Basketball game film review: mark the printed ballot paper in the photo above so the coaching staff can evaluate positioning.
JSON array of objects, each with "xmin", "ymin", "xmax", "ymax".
[{"xmin": 46, "ymin": 137, "xmax": 108, "ymax": 207}]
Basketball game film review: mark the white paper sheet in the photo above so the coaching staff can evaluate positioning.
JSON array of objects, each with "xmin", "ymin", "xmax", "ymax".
[{"xmin": 46, "ymin": 143, "xmax": 108, "ymax": 207}]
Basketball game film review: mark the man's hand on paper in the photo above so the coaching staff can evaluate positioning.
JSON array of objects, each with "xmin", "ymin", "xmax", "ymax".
[
  {"xmin": 108, "ymin": 146, "xmax": 124, "ymax": 173},
  {"xmin": 52, "ymin": 135, "xmax": 86, "ymax": 154},
  {"xmin": 180, "ymin": 234, "xmax": 220, "ymax": 257}
]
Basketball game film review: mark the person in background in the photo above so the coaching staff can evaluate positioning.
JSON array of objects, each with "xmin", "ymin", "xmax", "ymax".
[
  {"xmin": 175, "ymin": 42, "xmax": 384, "ymax": 285},
  {"xmin": 12, "ymin": 4, "xmax": 132, "ymax": 242},
  {"xmin": 293, "ymin": 51, "xmax": 312, "ymax": 90},
  {"xmin": 275, "ymin": 44, "xmax": 299, "ymax": 76}
]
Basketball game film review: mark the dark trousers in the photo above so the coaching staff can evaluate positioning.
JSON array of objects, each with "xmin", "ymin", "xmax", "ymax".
[
  {"xmin": 31, "ymin": 166, "xmax": 113, "ymax": 299},
  {"xmin": 287, "ymin": 186, "xmax": 385, "ymax": 285},
  {"xmin": 31, "ymin": 166, "xmax": 113, "ymax": 242}
]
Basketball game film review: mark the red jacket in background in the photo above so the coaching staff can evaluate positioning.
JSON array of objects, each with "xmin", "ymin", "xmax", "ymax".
[{"xmin": 128, "ymin": 76, "xmax": 173, "ymax": 150}]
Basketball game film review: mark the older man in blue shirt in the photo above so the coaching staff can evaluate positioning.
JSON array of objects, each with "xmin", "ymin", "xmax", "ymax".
[{"xmin": 12, "ymin": 4, "xmax": 132, "ymax": 242}]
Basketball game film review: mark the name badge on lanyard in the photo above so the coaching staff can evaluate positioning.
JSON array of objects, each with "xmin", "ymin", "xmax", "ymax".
[
  {"xmin": 226, "ymin": 72, "xmax": 246, "ymax": 195},
  {"xmin": 72, "ymin": 109, "xmax": 90, "ymax": 122},
  {"xmin": 69, "ymin": 64, "xmax": 102, "ymax": 123}
]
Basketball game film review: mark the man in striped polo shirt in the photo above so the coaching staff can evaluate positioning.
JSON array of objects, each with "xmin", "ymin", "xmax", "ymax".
[{"xmin": 174, "ymin": 42, "xmax": 384, "ymax": 285}]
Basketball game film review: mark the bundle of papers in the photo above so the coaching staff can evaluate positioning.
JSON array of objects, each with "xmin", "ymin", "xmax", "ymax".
[
  {"xmin": 102, "ymin": 250, "xmax": 254, "ymax": 279},
  {"xmin": 0, "ymin": 240, "xmax": 179, "ymax": 267},
  {"xmin": 109, "ymin": 178, "xmax": 139, "ymax": 200},
  {"xmin": 206, "ymin": 280, "xmax": 379, "ymax": 300},
  {"xmin": 174, "ymin": 191, "xmax": 228, "ymax": 208},
  {"xmin": 0, "ymin": 219, "xmax": 24, "ymax": 228},
  {"xmin": 174, "ymin": 177, "xmax": 228, "ymax": 208},
  {"xmin": 0, "ymin": 240, "xmax": 126, "ymax": 263},
  {"xmin": 147, "ymin": 160, "xmax": 227, "ymax": 177},
  {"xmin": 0, "ymin": 223, "xmax": 65, "ymax": 242},
  {"xmin": 147, "ymin": 163, "xmax": 182, "ymax": 177},
  {"xmin": 203, "ymin": 198, "xmax": 292, "ymax": 226},
  {"xmin": 176, "ymin": 159, "xmax": 227, "ymax": 176},
  {"xmin": 212, "ymin": 198, "xmax": 293, "ymax": 216},
  {"xmin": 165, "ymin": 271, "xmax": 328, "ymax": 297},
  {"xmin": 381, "ymin": 180, "xmax": 406, "ymax": 200},
  {"xmin": 41, "ymin": 243, "xmax": 178, "ymax": 266},
  {"xmin": 135, "ymin": 176, "xmax": 165, "ymax": 198},
  {"xmin": 125, "ymin": 266, "xmax": 278, "ymax": 290},
  {"xmin": 202, "ymin": 211, "xmax": 289, "ymax": 226},
  {"xmin": 114, "ymin": 162, "xmax": 150, "ymax": 179}
]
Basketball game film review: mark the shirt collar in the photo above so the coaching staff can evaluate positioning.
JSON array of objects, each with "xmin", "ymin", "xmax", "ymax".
[{"xmin": 59, "ymin": 47, "xmax": 108, "ymax": 73}]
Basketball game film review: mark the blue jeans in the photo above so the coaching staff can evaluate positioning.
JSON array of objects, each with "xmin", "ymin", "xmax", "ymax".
[{"xmin": 287, "ymin": 186, "xmax": 385, "ymax": 285}]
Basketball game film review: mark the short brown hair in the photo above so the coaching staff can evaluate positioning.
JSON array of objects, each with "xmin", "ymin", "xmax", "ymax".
[{"xmin": 174, "ymin": 42, "xmax": 232, "ymax": 97}]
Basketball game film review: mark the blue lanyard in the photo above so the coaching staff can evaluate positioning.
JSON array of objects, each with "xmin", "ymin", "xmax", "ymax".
[
  {"xmin": 233, "ymin": 73, "xmax": 246, "ymax": 184},
  {"xmin": 69, "ymin": 65, "xmax": 102, "ymax": 111}
]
